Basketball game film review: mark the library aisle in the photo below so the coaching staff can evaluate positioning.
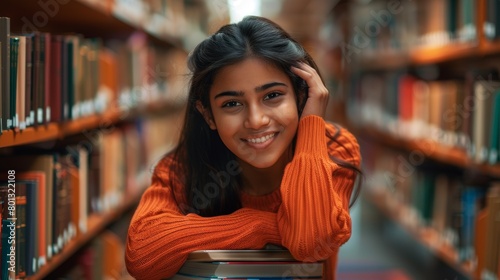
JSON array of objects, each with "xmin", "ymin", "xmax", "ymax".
[{"xmin": 338, "ymin": 193, "xmax": 469, "ymax": 280}]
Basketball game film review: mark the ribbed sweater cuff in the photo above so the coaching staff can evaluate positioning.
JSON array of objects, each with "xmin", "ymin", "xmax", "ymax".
[{"xmin": 295, "ymin": 115, "xmax": 328, "ymax": 158}]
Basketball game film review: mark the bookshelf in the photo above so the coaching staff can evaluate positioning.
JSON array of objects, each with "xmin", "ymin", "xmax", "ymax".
[
  {"xmin": 350, "ymin": 125, "xmax": 500, "ymax": 179},
  {"xmin": 0, "ymin": 0, "xmax": 217, "ymax": 279},
  {"xmin": 327, "ymin": 0, "xmax": 500, "ymax": 279},
  {"xmin": 0, "ymin": 100, "xmax": 183, "ymax": 149},
  {"xmin": 30, "ymin": 189, "xmax": 143, "ymax": 280},
  {"xmin": 366, "ymin": 189, "xmax": 475, "ymax": 278}
]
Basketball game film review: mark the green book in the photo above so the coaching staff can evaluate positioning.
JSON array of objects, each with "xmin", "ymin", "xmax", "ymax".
[
  {"xmin": 9, "ymin": 36, "xmax": 19, "ymax": 129},
  {"xmin": 460, "ymin": 0, "xmax": 475, "ymax": 40},
  {"xmin": 446, "ymin": 0, "xmax": 458, "ymax": 38},
  {"xmin": 489, "ymin": 90, "xmax": 500, "ymax": 164}
]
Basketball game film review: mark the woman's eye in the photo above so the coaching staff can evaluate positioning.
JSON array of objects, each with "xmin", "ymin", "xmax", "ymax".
[
  {"xmin": 264, "ymin": 92, "xmax": 282, "ymax": 100},
  {"xmin": 222, "ymin": 101, "xmax": 241, "ymax": 108}
]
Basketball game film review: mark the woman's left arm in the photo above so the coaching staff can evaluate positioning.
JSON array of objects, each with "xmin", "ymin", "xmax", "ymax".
[
  {"xmin": 278, "ymin": 116, "xmax": 360, "ymax": 261},
  {"xmin": 278, "ymin": 63, "xmax": 361, "ymax": 261}
]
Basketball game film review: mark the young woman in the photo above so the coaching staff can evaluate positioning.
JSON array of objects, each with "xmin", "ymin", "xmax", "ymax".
[{"xmin": 125, "ymin": 16, "xmax": 361, "ymax": 279}]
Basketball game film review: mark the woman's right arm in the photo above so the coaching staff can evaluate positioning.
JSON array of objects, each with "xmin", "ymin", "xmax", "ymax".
[{"xmin": 125, "ymin": 171, "xmax": 281, "ymax": 280}]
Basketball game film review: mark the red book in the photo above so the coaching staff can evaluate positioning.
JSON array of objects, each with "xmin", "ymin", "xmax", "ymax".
[
  {"xmin": 398, "ymin": 75, "xmax": 415, "ymax": 123},
  {"xmin": 50, "ymin": 35, "xmax": 62, "ymax": 123},
  {"xmin": 43, "ymin": 32, "xmax": 51, "ymax": 124}
]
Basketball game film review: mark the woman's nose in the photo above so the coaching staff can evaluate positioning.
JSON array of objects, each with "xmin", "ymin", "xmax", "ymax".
[{"xmin": 244, "ymin": 104, "xmax": 270, "ymax": 129}]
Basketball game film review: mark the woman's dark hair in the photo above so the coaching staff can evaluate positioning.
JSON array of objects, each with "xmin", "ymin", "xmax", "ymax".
[{"xmin": 169, "ymin": 16, "xmax": 361, "ymax": 217}]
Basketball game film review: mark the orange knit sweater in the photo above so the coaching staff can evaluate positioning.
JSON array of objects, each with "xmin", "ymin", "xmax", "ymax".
[{"xmin": 125, "ymin": 115, "xmax": 361, "ymax": 279}]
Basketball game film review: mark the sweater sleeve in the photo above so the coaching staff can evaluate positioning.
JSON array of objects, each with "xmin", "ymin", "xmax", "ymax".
[
  {"xmin": 277, "ymin": 115, "xmax": 361, "ymax": 262},
  {"xmin": 125, "ymin": 158, "xmax": 282, "ymax": 280}
]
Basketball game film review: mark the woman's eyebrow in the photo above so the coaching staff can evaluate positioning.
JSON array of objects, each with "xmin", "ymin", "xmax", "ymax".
[
  {"xmin": 255, "ymin": 82, "xmax": 287, "ymax": 92},
  {"xmin": 214, "ymin": 90, "xmax": 243, "ymax": 99},
  {"xmin": 214, "ymin": 82, "xmax": 287, "ymax": 100}
]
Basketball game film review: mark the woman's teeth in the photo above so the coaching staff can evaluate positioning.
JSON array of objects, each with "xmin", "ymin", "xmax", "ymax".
[{"xmin": 247, "ymin": 133, "xmax": 275, "ymax": 144}]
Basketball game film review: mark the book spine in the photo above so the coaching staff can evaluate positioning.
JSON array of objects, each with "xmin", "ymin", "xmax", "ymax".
[
  {"xmin": 16, "ymin": 36, "xmax": 26, "ymax": 130},
  {"xmin": 1, "ymin": 17, "xmax": 11, "ymax": 131},
  {"xmin": 25, "ymin": 34, "xmax": 33, "ymax": 127},
  {"xmin": 9, "ymin": 36, "xmax": 19, "ymax": 128},
  {"xmin": 15, "ymin": 183, "xmax": 27, "ymax": 278},
  {"xmin": 43, "ymin": 33, "xmax": 51, "ymax": 124}
]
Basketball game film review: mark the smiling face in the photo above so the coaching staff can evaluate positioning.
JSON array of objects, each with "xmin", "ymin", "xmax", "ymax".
[{"xmin": 199, "ymin": 58, "xmax": 299, "ymax": 170}]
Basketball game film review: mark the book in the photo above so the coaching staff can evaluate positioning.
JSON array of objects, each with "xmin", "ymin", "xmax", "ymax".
[
  {"xmin": 472, "ymin": 80, "xmax": 500, "ymax": 163},
  {"xmin": 15, "ymin": 181, "xmax": 27, "ymax": 278},
  {"xmin": 0, "ymin": 154, "xmax": 55, "ymax": 260},
  {"xmin": 484, "ymin": 183, "xmax": 500, "ymax": 277},
  {"xmin": 474, "ymin": 208, "xmax": 488, "ymax": 280},
  {"xmin": 171, "ymin": 275, "xmax": 316, "ymax": 280},
  {"xmin": 175, "ymin": 250, "xmax": 323, "ymax": 279},
  {"xmin": 177, "ymin": 261, "xmax": 323, "ymax": 278},
  {"xmin": 16, "ymin": 35, "xmax": 26, "ymax": 129},
  {"xmin": 0, "ymin": 17, "xmax": 10, "ymax": 131},
  {"xmin": 24, "ymin": 179, "xmax": 39, "ymax": 276},
  {"xmin": 186, "ymin": 250, "xmax": 296, "ymax": 262},
  {"xmin": 24, "ymin": 33, "xmax": 33, "ymax": 127},
  {"xmin": 50, "ymin": 35, "xmax": 63, "ymax": 123},
  {"xmin": 17, "ymin": 171, "xmax": 47, "ymax": 274},
  {"xmin": 43, "ymin": 32, "xmax": 51, "ymax": 124},
  {"xmin": 489, "ymin": 90, "xmax": 500, "ymax": 164},
  {"xmin": 9, "ymin": 36, "xmax": 19, "ymax": 129}
]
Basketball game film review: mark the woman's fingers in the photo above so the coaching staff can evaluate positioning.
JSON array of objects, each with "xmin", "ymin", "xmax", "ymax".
[{"xmin": 291, "ymin": 63, "xmax": 329, "ymax": 119}]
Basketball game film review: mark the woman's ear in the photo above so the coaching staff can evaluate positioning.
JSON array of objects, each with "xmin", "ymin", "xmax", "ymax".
[{"xmin": 196, "ymin": 101, "xmax": 217, "ymax": 130}]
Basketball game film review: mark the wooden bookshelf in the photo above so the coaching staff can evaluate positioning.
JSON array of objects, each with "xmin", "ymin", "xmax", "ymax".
[
  {"xmin": 353, "ymin": 43, "xmax": 482, "ymax": 72},
  {"xmin": 0, "ymin": 0, "xmax": 206, "ymax": 279},
  {"xmin": 410, "ymin": 43, "xmax": 479, "ymax": 65},
  {"xmin": 352, "ymin": 125, "xmax": 500, "ymax": 178},
  {"xmin": 365, "ymin": 189, "xmax": 475, "ymax": 279},
  {"xmin": 0, "ymin": 124, "xmax": 61, "ymax": 149},
  {"xmin": 0, "ymin": 100, "xmax": 184, "ymax": 149},
  {"xmin": 2, "ymin": 0, "xmax": 182, "ymax": 48},
  {"xmin": 28, "ymin": 190, "xmax": 143, "ymax": 280},
  {"xmin": 331, "ymin": 0, "xmax": 500, "ymax": 278}
]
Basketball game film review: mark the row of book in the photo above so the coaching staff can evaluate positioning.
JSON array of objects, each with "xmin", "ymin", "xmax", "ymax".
[
  {"xmin": 347, "ymin": 70, "xmax": 500, "ymax": 165},
  {"xmin": 347, "ymin": 0, "xmax": 479, "ymax": 55},
  {"xmin": 110, "ymin": 0, "xmax": 188, "ymax": 38},
  {"xmin": 52, "ymin": 229, "xmax": 132, "ymax": 279},
  {"xmin": 362, "ymin": 143, "xmax": 500, "ymax": 279},
  {"xmin": 171, "ymin": 249, "xmax": 323, "ymax": 279},
  {"xmin": 0, "ymin": 111, "xmax": 181, "ymax": 279},
  {"xmin": 0, "ymin": 16, "xmax": 188, "ymax": 133}
]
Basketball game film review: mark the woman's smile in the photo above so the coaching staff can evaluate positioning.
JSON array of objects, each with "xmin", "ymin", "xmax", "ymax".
[{"xmin": 243, "ymin": 132, "xmax": 278, "ymax": 149}]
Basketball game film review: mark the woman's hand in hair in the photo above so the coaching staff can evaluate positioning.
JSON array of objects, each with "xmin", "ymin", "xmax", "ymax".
[{"xmin": 291, "ymin": 62, "xmax": 329, "ymax": 119}]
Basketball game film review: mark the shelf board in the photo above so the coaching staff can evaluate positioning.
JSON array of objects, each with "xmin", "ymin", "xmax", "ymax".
[
  {"xmin": 0, "ymin": 111, "xmax": 120, "ymax": 149},
  {"xmin": 354, "ymin": 51, "xmax": 410, "ymax": 71},
  {"xmin": 365, "ymin": 189, "xmax": 475, "ymax": 279},
  {"xmin": 61, "ymin": 110, "xmax": 123, "ymax": 136},
  {"xmin": 480, "ymin": 40, "xmax": 500, "ymax": 56},
  {"xmin": 0, "ymin": 100, "xmax": 184, "ymax": 149},
  {"xmin": 0, "ymin": 124, "xmax": 61, "ymax": 148},
  {"xmin": 353, "ymin": 125, "xmax": 500, "ymax": 177},
  {"xmin": 349, "ymin": 42, "xmax": 484, "ymax": 71},
  {"xmin": 28, "ymin": 190, "xmax": 143, "ymax": 280},
  {"xmin": 410, "ymin": 43, "xmax": 479, "ymax": 65}
]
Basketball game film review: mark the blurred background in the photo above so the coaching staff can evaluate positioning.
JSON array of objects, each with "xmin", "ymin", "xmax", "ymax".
[{"xmin": 1, "ymin": 0, "xmax": 500, "ymax": 279}]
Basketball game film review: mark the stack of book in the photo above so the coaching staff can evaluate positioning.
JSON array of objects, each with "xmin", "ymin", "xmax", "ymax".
[{"xmin": 171, "ymin": 249, "xmax": 323, "ymax": 279}]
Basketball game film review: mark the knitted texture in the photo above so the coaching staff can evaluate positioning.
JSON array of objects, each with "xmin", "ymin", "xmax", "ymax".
[{"xmin": 125, "ymin": 115, "xmax": 361, "ymax": 279}]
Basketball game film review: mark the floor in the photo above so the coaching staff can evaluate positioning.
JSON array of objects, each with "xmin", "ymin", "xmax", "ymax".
[{"xmin": 337, "ymin": 194, "xmax": 472, "ymax": 280}]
